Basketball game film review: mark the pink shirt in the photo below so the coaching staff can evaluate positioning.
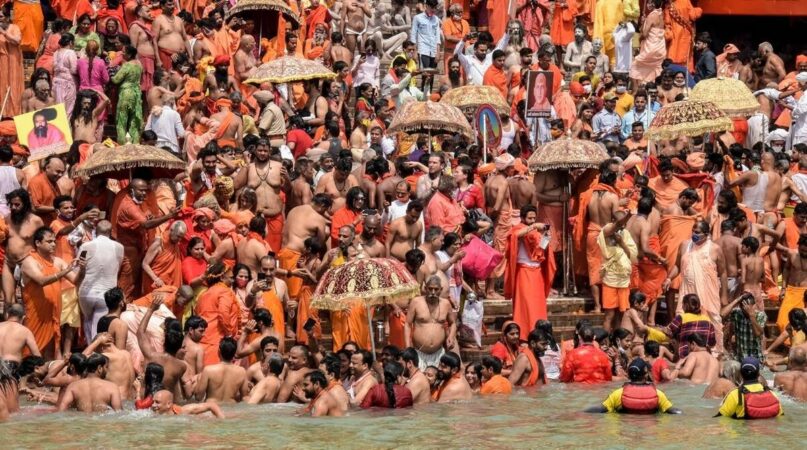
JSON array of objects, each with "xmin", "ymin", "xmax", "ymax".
[{"xmin": 425, "ymin": 191, "xmax": 465, "ymax": 233}]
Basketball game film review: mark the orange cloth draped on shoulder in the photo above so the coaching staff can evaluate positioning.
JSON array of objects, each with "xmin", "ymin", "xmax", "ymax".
[
  {"xmin": 519, "ymin": 346, "xmax": 543, "ymax": 386},
  {"xmin": 658, "ymin": 215, "xmax": 697, "ymax": 289},
  {"xmin": 177, "ymin": 76, "xmax": 204, "ymax": 114},
  {"xmin": 264, "ymin": 213, "xmax": 284, "ymax": 253},
  {"xmin": 504, "ymin": 223, "xmax": 555, "ymax": 339},
  {"xmin": 630, "ymin": 235, "xmax": 667, "ymax": 304},
  {"xmin": 330, "ymin": 207, "xmax": 362, "ymax": 247},
  {"xmin": 257, "ymin": 288, "xmax": 286, "ymax": 340},
  {"xmin": 663, "ymin": 0, "xmax": 702, "ymax": 70},
  {"xmin": 49, "ymin": 218, "xmax": 74, "ymax": 262},
  {"xmin": 480, "ymin": 374, "xmax": 513, "ymax": 395},
  {"xmin": 195, "ymin": 282, "xmax": 240, "ymax": 366},
  {"xmin": 550, "ymin": 0, "xmax": 578, "ymax": 46},
  {"xmin": 574, "ymin": 183, "xmax": 620, "ymax": 286},
  {"xmin": 143, "ymin": 228, "xmax": 183, "ymax": 295},
  {"xmin": 647, "ymin": 175, "xmax": 689, "ymax": 210},
  {"xmin": 28, "ymin": 172, "xmax": 59, "ymax": 226},
  {"xmin": 553, "ymin": 91, "xmax": 577, "ymax": 129},
  {"xmin": 442, "ymin": 17, "xmax": 469, "ymax": 68},
  {"xmin": 12, "ymin": 0, "xmax": 44, "ymax": 53},
  {"xmin": 483, "ymin": 65, "xmax": 508, "ymax": 100},
  {"xmin": 330, "ymin": 299, "xmax": 372, "ymax": 352},
  {"xmin": 179, "ymin": 0, "xmax": 205, "ymax": 20},
  {"xmin": 23, "ymin": 250, "xmax": 62, "ymax": 354},
  {"xmin": 486, "ymin": 0, "xmax": 509, "ymax": 42},
  {"xmin": 51, "ymin": 0, "xmax": 93, "ymax": 21},
  {"xmin": 304, "ymin": 5, "xmax": 330, "ymax": 39},
  {"xmin": 304, "ymin": 39, "xmax": 326, "ymax": 60},
  {"xmin": 277, "ymin": 248, "xmax": 321, "ymax": 344}
]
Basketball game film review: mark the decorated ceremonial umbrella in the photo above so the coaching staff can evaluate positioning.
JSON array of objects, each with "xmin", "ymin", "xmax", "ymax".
[
  {"xmin": 387, "ymin": 100, "xmax": 475, "ymax": 143},
  {"xmin": 244, "ymin": 56, "xmax": 335, "ymax": 84},
  {"xmin": 688, "ymin": 77, "xmax": 759, "ymax": 117},
  {"xmin": 528, "ymin": 134, "xmax": 610, "ymax": 295},
  {"xmin": 311, "ymin": 253, "xmax": 420, "ymax": 354},
  {"xmin": 440, "ymin": 85, "xmax": 510, "ymax": 117},
  {"xmin": 225, "ymin": 0, "xmax": 301, "ymax": 48},
  {"xmin": 74, "ymin": 143, "xmax": 186, "ymax": 180},
  {"xmin": 645, "ymin": 100, "xmax": 733, "ymax": 140}
]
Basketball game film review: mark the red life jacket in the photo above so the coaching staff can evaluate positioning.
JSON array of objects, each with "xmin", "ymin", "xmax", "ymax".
[
  {"xmin": 620, "ymin": 383, "xmax": 660, "ymax": 414},
  {"xmin": 738, "ymin": 384, "xmax": 780, "ymax": 420}
]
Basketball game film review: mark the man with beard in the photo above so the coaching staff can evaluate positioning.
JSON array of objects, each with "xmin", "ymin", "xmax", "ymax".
[
  {"xmin": 71, "ymin": 90, "xmax": 110, "ymax": 144},
  {"xmin": 433, "ymin": 351, "xmax": 472, "ymax": 402},
  {"xmin": 301, "ymin": 370, "xmax": 344, "ymax": 416},
  {"xmin": 233, "ymin": 137, "xmax": 286, "ymax": 252},
  {"xmin": 21, "ymin": 227, "xmax": 86, "ymax": 360},
  {"xmin": 405, "ymin": 276, "xmax": 457, "ymax": 370},
  {"xmin": 2, "ymin": 189, "xmax": 44, "ymax": 305},
  {"xmin": 356, "ymin": 214, "xmax": 384, "ymax": 257},
  {"xmin": 445, "ymin": 58, "xmax": 464, "ymax": 89},
  {"xmin": 112, "ymin": 179, "xmax": 180, "ymax": 299},
  {"xmin": 152, "ymin": 0, "xmax": 188, "ymax": 71},
  {"xmin": 454, "ymin": 31, "xmax": 510, "ymax": 86},
  {"xmin": 316, "ymin": 156, "xmax": 359, "ymax": 212},
  {"xmin": 129, "ymin": 5, "xmax": 158, "ymax": 92},
  {"xmin": 401, "ymin": 347, "xmax": 431, "ymax": 404},
  {"xmin": 758, "ymin": 42, "xmax": 786, "ymax": 86},
  {"xmin": 27, "ymin": 109, "xmax": 66, "ymax": 150},
  {"xmin": 23, "ymin": 79, "xmax": 56, "ymax": 113},
  {"xmin": 204, "ymin": 56, "xmax": 238, "ymax": 102},
  {"xmin": 28, "ymin": 155, "xmax": 68, "ymax": 226},
  {"xmin": 563, "ymin": 24, "xmax": 593, "ymax": 74}
]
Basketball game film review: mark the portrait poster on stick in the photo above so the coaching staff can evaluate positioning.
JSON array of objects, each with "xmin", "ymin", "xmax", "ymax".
[
  {"xmin": 13, "ymin": 103, "xmax": 73, "ymax": 162},
  {"xmin": 525, "ymin": 70, "xmax": 553, "ymax": 119}
]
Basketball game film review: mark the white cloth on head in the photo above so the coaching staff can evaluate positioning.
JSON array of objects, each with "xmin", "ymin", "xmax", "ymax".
[{"xmin": 796, "ymin": 72, "xmax": 807, "ymax": 84}]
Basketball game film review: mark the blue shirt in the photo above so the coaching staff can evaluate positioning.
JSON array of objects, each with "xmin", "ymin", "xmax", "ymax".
[
  {"xmin": 593, "ymin": 109, "xmax": 622, "ymax": 143},
  {"xmin": 649, "ymin": 100, "xmax": 662, "ymax": 113},
  {"xmin": 410, "ymin": 13, "xmax": 441, "ymax": 57},
  {"xmin": 620, "ymin": 108, "xmax": 655, "ymax": 140}
]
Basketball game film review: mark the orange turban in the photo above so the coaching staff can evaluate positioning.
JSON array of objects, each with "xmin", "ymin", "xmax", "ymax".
[
  {"xmin": 194, "ymin": 207, "xmax": 216, "ymax": 222},
  {"xmin": 797, "ymin": 54, "xmax": 807, "ymax": 66},
  {"xmin": 11, "ymin": 144, "xmax": 28, "ymax": 156},
  {"xmin": 213, "ymin": 219, "xmax": 236, "ymax": 236},
  {"xmin": 569, "ymin": 81, "xmax": 585, "ymax": 96},
  {"xmin": 215, "ymin": 98, "xmax": 233, "ymax": 111},
  {"xmin": 723, "ymin": 43, "xmax": 740, "ymax": 54},
  {"xmin": 234, "ymin": 210, "xmax": 254, "ymax": 226},
  {"xmin": 213, "ymin": 55, "xmax": 230, "ymax": 66},
  {"xmin": 477, "ymin": 163, "xmax": 496, "ymax": 177}
]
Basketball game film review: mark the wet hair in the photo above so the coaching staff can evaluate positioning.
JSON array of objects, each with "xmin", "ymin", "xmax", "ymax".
[
  {"xmin": 439, "ymin": 351, "xmax": 462, "ymax": 371},
  {"xmin": 164, "ymin": 329, "xmax": 184, "ymax": 355},
  {"xmin": 143, "ymin": 363, "xmax": 165, "ymax": 397},
  {"xmin": 404, "ymin": 249, "xmax": 425, "ymax": 271},
  {"xmin": 481, "ymin": 355, "xmax": 503, "ymax": 374},
  {"xmin": 306, "ymin": 370, "xmax": 328, "ymax": 388},
  {"xmin": 741, "ymin": 236, "xmax": 760, "ymax": 253},
  {"xmin": 644, "ymin": 341, "xmax": 660, "ymax": 358},
  {"xmin": 789, "ymin": 308, "xmax": 807, "ymax": 332},
  {"xmin": 253, "ymin": 308, "xmax": 274, "ymax": 328},
  {"xmin": 321, "ymin": 354, "xmax": 342, "ymax": 380},
  {"xmin": 629, "ymin": 290, "xmax": 646, "ymax": 308},
  {"xmin": 104, "ymin": 287, "xmax": 125, "ymax": 311},
  {"xmin": 84, "ymin": 353, "xmax": 109, "ymax": 374},
  {"xmin": 249, "ymin": 216, "xmax": 267, "ymax": 236},
  {"xmin": 534, "ymin": 320, "xmax": 559, "ymax": 351},
  {"xmin": 268, "ymin": 354, "xmax": 284, "ymax": 376},
  {"xmin": 219, "ymin": 336, "xmax": 238, "ymax": 362},
  {"xmin": 16, "ymin": 356, "xmax": 46, "ymax": 379},
  {"xmin": 382, "ymin": 362, "xmax": 404, "ymax": 408},
  {"xmin": 400, "ymin": 347, "xmax": 419, "ymax": 367},
  {"xmin": 184, "ymin": 315, "xmax": 208, "ymax": 332}
]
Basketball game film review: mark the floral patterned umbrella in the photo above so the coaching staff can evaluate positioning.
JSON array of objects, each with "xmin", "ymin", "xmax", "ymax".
[
  {"xmin": 244, "ymin": 56, "xmax": 335, "ymax": 84},
  {"xmin": 440, "ymin": 85, "xmax": 510, "ymax": 116},
  {"xmin": 74, "ymin": 143, "xmax": 186, "ymax": 180},
  {"xmin": 387, "ymin": 100, "xmax": 475, "ymax": 140},
  {"xmin": 645, "ymin": 100, "xmax": 733, "ymax": 140},
  {"xmin": 527, "ymin": 134, "xmax": 609, "ymax": 171},
  {"xmin": 688, "ymin": 77, "xmax": 759, "ymax": 117}
]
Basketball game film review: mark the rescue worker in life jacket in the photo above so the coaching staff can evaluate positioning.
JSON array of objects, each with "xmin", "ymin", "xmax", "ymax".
[
  {"xmin": 717, "ymin": 356, "xmax": 783, "ymax": 419},
  {"xmin": 586, "ymin": 358, "xmax": 682, "ymax": 414}
]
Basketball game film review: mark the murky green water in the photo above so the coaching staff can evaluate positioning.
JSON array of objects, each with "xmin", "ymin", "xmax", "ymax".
[{"xmin": 3, "ymin": 380, "xmax": 804, "ymax": 449}]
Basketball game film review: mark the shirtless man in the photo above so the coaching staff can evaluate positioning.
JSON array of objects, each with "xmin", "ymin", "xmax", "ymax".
[
  {"xmin": 401, "ymin": 347, "xmax": 431, "ymax": 404},
  {"xmin": 86, "ymin": 333, "xmax": 134, "ymax": 400},
  {"xmin": 673, "ymin": 333, "xmax": 719, "ymax": 384},
  {"xmin": 758, "ymin": 42, "xmax": 786, "ymax": 86},
  {"xmin": 417, "ymin": 227, "xmax": 451, "ymax": 296},
  {"xmin": 434, "ymin": 351, "xmax": 473, "ymax": 402},
  {"xmin": 152, "ymin": 389, "xmax": 224, "ymax": 417},
  {"xmin": 56, "ymin": 353, "xmax": 122, "ymax": 412},
  {"xmin": 405, "ymin": 276, "xmax": 457, "ymax": 370},
  {"xmin": 779, "ymin": 236, "xmax": 807, "ymax": 330},
  {"xmin": 625, "ymin": 196, "xmax": 665, "ymax": 323},
  {"xmin": 315, "ymin": 157, "xmax": 359, "ymax": 211},
  {"xmin": 23, "ymin": 79, "xmax": 56, "ymax": 113},
  {"xmin": 129, "ymin": 5, "xmax": 158, "ymax": 90},
  {"xmin": 194, "ymin": 337, "xmax": 248, "ymax": 403},
  {"xmin": 136, "ymin": 301, "xmax": 190, "ymax": 398},
  {"xmin": 534, "ymin": 168, "xmax": 570, "ymax": 254},
  {"xmin": 508, "ymin": 167, "xmax": 536, "ymax": 212},
  {"xmin": 347, "ymin": 349, "xmax": 378, "ymax": 406},
  {"xmin": 2, "ymin": 189, "xmax": 44, "ymax": 304},
  {"xmin": 277, "ymin": 345, "xmax": 314, "ymax": 403},
  {"xmin": 318, "ymin": 354, "xmax": 350, "ymax": 412},
  {"xmin": 658, "ymin": 188, "xmax": 699, "ymax": 216},
  {"xmin": 152, "ymin": 0, "xmax": 188, "ymax": 71},
  {"xmin": 283, "ymin": 194, "xmax": 332, "ymax": 254},
  {"xmin": 386, "ymin": 200, "xmax": 423, "ymax": 262},
  {"xmin": 204, "ymin": 57, "xmax": 238, "ymax": 102},
  {"xmin": 182, "ymin": 315, "xmax": 207, "ymax": 377},
  {"xmin": 71, "ymin": 90, "xmax": 110, "ymax": 144},
  {"xmin": 356, "ymin": 215, "xmax": 385, "ymax": 257},
  {"xmin": 342, "ymin": 0, "xmax": 372, "ymax": 54},
  {"xmin": 301, "ymin": 370, "xmax": 345, "ymax": 417},
  {"xmin": 716, "ymin": 220, "xmax": 743, "ymax": 300},
  {"xmin": 288, "ymin": 158, "xmax": 315, "ymax": 212},
  {"xmin": 0, "ymin": 304, "xmax": 40, "ymax": 364},
  {"xmin": 329, "ymin": 32, "xmax": 353, "ymax": 66},
  {"xmin": 245, "ymin": 336, "xmax": 280, "ymax": 386},
  {"xmin": 234, "ymin": 139, "xmax": 287, "ymax": 247},
  {"xmin": 376, "ymin": 159, "xmax": 404, "ymax": 210},
  {"xmin": 209, "ymin": 94, "xmax": 244, "ymax": 149},
  {"xmin": 233, "ymin": 35, "xmax": 258, "ymax": 84},
  {"xmin": 587, "ymin": 160, "xmax": 621, "ymax": 312},
  {"xmin": 246, "ymin": 354, "xmax": 284, "ymax": 404},
  {"xmin": 774, "ymin": 347, "xmax": 807, "ymax": 401}
]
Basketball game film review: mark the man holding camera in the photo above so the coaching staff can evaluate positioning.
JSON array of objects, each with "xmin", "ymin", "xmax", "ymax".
[{"xmin": 721, "ymin": 292, "xmax": 767, "ymax": 361}]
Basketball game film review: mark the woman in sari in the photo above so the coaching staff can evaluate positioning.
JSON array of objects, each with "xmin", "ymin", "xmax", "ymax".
[
  {"xmin": 53, "ymin": 33, "xmax": 79, "ymax": 116},
  {"xmin": 489, "ymin": 322, "xmax": 524, "ymax": 377},
  {"xmin": 36, "ymin": 19, "xmax": 71, "ymax": 74}
]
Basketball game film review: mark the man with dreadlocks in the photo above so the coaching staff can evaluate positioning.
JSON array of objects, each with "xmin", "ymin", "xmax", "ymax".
[{"xmin": 71, "ymin": 90, "xmax": 110, "ymax": 144}]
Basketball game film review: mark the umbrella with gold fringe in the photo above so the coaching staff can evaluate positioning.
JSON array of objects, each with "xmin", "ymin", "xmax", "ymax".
[
  {"xmin": 225, "ymin": 0, "xmax": 300, "ymax": 25},
  {"xmin": 387, "ymin": 100, "xmax": 474, "ymax": 141},
  {"xmin": 244, "ymin": 56, "xmax": 335, "ymax": 84},
  {"xmin": 311, "ymin": 253, "xmax": 420, "ymax": 354},
  {"xmin": 440, "ymin": 85, "xmax": 510, "ymax": 116},
  {"xmin": 74, "ymin": 143, "xmax": 186, "ymax": 180},
  {"xmin": 688, "ymin": 77, "xmax": 759, "ymax": 117},
  {"xmin": 645, "ymin": 100, "xmax": 733, "ymax": 140}
]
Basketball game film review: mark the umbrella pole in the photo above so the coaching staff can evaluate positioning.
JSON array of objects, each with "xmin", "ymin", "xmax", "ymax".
[
  {"xmin": 367, "ymin": 304, "xmax": 376, "ymax": 357},
  {"xmin": 483, "ymin": 118, "xmax": 488, "ymax": 163}
]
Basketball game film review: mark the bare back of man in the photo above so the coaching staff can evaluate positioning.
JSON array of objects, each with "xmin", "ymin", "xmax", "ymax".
[
  {"xmin": 237, "ymin": 237, "xmax": 269, "ymax": 276},
  {"xmin": 58, "ymin": 378, "xmax": 122, "ymax": 412},
  {"xmin": 774, "ymin": 370, "xmax": 807, "ymax": 401},
  {"xmin": 283, "ymin": 204, "xmax": 329, "ymax": 253},
  {"xmin": 0, "ymin": 321, "xmax": 39, "ymax": 362},
  {"xmin": 247, "ymin": 374, "xmax": 281, "ymax": 404},
  {"xmin": 678, "ymin": 350, "xmax": 719, "ymax": 384},
  {"xmin": 197, "ymin": 363, "xmax": 247, "ymax": 403},
  {"xmin": 508, "ymin": 175, "xmax": 536, "ymax": 211},
  {"xmin": 406, "ymin": 370, "xmax": 432, "ymax": 404},
  {"xmin": 102, "ymin": 345, "xmax": 135, "ymax": 400}
]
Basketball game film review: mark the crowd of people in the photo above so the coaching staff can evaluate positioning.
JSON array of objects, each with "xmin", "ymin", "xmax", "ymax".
[{"xmin": 0, "ymin": 0, "xmax": 805, "ymax": 422}]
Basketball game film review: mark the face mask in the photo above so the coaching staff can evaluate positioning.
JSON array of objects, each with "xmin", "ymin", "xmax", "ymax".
[
  {"xmin": 583, "ymin": 85, "xmax": 592, "ymax": 94},
  {"xmin": 691, "ymin": 233, "xmax": 703, "ymax": 244},
  {"xmin": 235, "ymin": 278, "xmax": 248, "ymax": 288},
  {"xmin": 674, "ymin": 80, "xmax": 686, "ymax": 87},
  {"xmin": 771, "ymin": 144, "xmax": 784, "ymax": 152},
  {"xmin": 615, "ymin": 86, "xmax": 626, "ymax": 94}
]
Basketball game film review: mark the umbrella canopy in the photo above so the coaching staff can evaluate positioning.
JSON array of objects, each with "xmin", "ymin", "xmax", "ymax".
[
  {"xmin": 645, "ymin": 100, "xmax": 733, "ymax": 140},
  {"xmin": 225, "ymin": 0, "xmax": 300, "ymax": 25},
  {"xmin": 440, "ymin": 85, "xmax": 510, "ymax": 116},
  {"xmin": 74, "ymin": 143, "xmax": 187, "ymax": 179},
  {"xmin": 387, "ymin": 100, "xmax": 474, "ymax": 140},
  {"xmin": 689, "ymin": 77, "xmax": 759, "ymax": 117},
  {"xmin": 527, "ymin": 134, "xmax": 609, "ymax": 171},
  {"xmin": 310, "ymin": 256, "xmax": 420, "ymax": 311},
  {"xmin": 244, "ymin": 56, "xmax": 335, "ymax": 84}
]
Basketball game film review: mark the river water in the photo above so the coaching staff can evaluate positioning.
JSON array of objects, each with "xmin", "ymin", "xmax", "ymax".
[{"xmin": 4, "ymin": 380, "xmax": 804, "ymax": 449}]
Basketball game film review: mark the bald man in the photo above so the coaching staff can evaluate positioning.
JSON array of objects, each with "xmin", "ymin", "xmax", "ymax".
[
  {"xmin": 234, "ymin": 35, "xmax": 258, "ymax": 84},
  {"xmin": 152, "ymin": 389, "xmax": 224, "ymax": 417},
  {"xmin": 356, "ymin": 215, "xmax": 385, "ymax": 257},
  {"xmin": 774, "ymin": 347, "xmax": 807, "ymax": 401},
  {"xmin": 758, "ymin": 42, "xmax": 786, "ymax": 86}
]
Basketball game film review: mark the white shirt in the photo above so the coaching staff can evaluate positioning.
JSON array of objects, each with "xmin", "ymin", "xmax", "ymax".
[
  {"xmin": 454, "ymin": 33, "xmax": 510, "ymax": 86},
  {"xmin": 745, "ymin": 112, "xmax": 770, "ymax": 148},
  {"xmin": 144, "ymin": 107, "xmax": 185, "ymax": 154},
  {"xmin": 77, "ymin": 235, "xmax": 124, "ymax": 297},
  {"xmin": 792, "ymin": 93, "xmax": 807, "ymax": 146},
  {"xmin": 612, "ymin": 23, "xmax": 635, "ymax": 73}
]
